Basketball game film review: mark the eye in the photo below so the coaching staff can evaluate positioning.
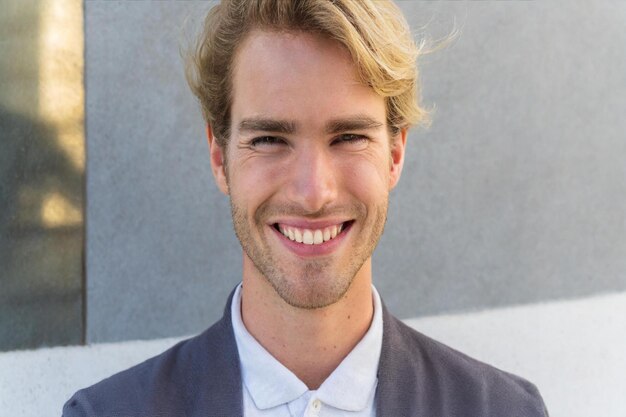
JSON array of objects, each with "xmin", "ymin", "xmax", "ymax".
[
  {"xmin": 249, "ymin": 136, "xmax": 285, "ymax": 148},
  {"xmin": 332, "ymin": 134, "xmax": 369, "ymax": 147}
]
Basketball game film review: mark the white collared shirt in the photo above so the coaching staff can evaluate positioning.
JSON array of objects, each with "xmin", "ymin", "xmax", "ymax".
[{"xmin": 231, "ymin": 284, "xmax": 383, "ymax": 417}]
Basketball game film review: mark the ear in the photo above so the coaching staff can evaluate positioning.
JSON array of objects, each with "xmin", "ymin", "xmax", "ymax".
[
  {"xmin": 389, "ymin": 128, "xmax": 407, "ymax": 190},
  {"xmin": 206, "ymin": 125, "xmax": 229, "ymax": 195}
]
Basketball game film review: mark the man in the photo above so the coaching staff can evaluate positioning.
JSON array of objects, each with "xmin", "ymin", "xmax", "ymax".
[{"xmin": 64, "ymin": 1, "xmax": 548, "ymax": 416}]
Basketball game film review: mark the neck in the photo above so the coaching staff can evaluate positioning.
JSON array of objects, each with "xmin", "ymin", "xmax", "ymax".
[{"xmin": 240, "ymin": 258, "xmax": 374, "ymax": 389}]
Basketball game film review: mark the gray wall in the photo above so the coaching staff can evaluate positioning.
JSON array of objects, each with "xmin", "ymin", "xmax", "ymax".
[{"xmin": 86, "ymin": 1, "xmax": 626, "ymax": 343}]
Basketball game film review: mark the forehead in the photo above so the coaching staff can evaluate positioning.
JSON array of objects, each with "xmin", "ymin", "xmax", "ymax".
[
  {"xmin": 230, "ymin": 30, "xmax": 386, "ymax": 130},
  {"xmin": 233, "ymin": 30, "xmax": 355, "ymax": 88}
]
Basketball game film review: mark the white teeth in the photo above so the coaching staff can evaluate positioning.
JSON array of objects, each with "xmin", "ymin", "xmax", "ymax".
[
  {"xmin": 313, "ymin": 230, "xmax": 323, "ymax": 244},
  {"xmin": 277, "ymin": 223, "xmax": 346, "ymax": 245}
]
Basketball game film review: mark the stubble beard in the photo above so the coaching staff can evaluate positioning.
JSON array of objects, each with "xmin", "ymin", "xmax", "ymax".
[{"xmin": 229, "ymin": 198, "xmax": 388, "ymax": 309}]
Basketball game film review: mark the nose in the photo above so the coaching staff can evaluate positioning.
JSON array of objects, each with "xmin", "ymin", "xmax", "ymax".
[{"xmin": 285, "ymin": 145, "xmax": 338, "ymax": 214}]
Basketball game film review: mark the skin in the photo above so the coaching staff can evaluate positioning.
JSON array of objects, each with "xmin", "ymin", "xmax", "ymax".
[{"xmin": 207, "ymin": 30, "xmax": 407, "ymax": 389}]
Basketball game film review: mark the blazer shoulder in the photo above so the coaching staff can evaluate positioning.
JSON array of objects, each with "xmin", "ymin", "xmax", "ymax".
[
  {"xmin": 379, "ymin": 313, "xmax": 549, "ymax": 416},
  {"xmin": 62, "ymin": 316, "xmax": 241, "ymax": 417}
]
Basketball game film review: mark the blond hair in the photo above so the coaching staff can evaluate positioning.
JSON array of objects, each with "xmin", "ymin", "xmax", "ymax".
[{"xmin": 186, "ymin": 0, "xmax": 427, "ymax": 147}]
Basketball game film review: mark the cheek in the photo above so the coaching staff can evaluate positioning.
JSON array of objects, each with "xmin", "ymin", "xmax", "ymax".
[
  {"xmin": 337, "ymin": 155, "xmax": 390, "ymax": 198},
  {"xmin": 227, "ymin": 157, "xmax": 287, "ymax": 208}
]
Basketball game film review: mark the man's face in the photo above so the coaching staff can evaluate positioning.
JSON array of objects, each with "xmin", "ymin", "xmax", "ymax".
[{"xmin": 209, "ymin": 30, "xmax": 406, "ymax": 309}]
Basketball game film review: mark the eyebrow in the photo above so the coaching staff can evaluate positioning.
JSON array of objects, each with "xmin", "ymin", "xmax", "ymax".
[
  {"xmin": 325, "ymin": 116, "xmax": 384, "ymax": 134},
  {"xmin": 237, "ymin": 115, "xmax": 384, "ymax": 135},
  {"xmin": 238, "ymin": 118, "xmax": 296, "ymax": 134}
]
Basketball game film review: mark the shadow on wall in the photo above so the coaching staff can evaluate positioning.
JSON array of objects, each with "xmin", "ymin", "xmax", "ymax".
[{"xmin": 0, "ymin": 106, "xmax": 84, "ymax": 351}]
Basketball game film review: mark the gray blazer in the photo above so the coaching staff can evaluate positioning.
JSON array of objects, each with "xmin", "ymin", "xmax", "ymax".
[{"xmin": 63, "ymin": 291, "xmax": 548, "ymax": 417}]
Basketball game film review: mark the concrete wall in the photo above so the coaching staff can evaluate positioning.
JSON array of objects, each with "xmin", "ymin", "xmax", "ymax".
[
  {"xmin": 383, "ymin": 0, "xmax": 626, "ymax": 317},
  {"xmin": 2, "ymin": 292, "xmax": 625, "ymax": 417},
  {"xmin": 86, "ymin": 1, "xmax": 238, "ymax": 343},
  {"xmin": 85, "ymin": 0, "xmax": 626, "ymax": 343}
]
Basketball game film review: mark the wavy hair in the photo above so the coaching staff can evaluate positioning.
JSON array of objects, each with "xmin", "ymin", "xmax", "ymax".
[{"xmin": 186, "ymin": 0, "xmax": 427, "ymax": 147}]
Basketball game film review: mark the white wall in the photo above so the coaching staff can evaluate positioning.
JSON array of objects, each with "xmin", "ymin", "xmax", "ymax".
[
  {"xmin": 405, "ymin": 292, "xmax": 626, "ymax": 417},
  {"xmin": 1, "ymin": 291, "xmax": 624, "ymax": 417}
]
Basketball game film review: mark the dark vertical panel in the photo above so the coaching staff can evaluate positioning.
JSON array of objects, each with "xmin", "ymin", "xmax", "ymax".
[{"xmin": 0, "ymin": 0, "xmax": 84, "ymax": 351}]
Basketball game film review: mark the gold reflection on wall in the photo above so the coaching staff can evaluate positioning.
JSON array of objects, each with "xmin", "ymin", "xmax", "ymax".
[
  {"xmin": 39, "ymin": 0, "xmax": 84, "ymax": 225},
  {"xmin": 42, "ymin": 191, "xmax": 82, "ymax": 228}
]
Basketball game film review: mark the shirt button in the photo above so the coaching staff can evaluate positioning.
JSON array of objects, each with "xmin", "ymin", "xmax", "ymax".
[
  {"xmin": 309, "ymin": 400, "xmax": 322, "ymax": 417},
  {"xmin": 311, "ymin": 399, "xmax": 321, "ymax": 411}
]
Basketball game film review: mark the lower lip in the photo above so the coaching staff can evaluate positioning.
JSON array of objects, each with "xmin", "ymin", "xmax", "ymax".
[{"xmin": 270, "ymin": 223, "xmax": 351, "ymax": 258}]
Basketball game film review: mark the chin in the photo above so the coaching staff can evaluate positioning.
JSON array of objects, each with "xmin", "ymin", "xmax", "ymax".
[{"xmin": 263, "ymin": 262, "xmax": 357, "ymax": 310}]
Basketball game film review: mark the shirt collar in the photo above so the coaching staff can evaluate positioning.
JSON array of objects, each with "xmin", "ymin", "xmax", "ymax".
[
  {"xmin": 231, "ymin": 284, "xmax": 307, "ymax": 409},
  {"xmin": 231, "ymin": 283, "xmax": 383, "ymax": 411},
  {"xmin": 316, "ymin": 285, "xmax": 383, "ymax": 411}
]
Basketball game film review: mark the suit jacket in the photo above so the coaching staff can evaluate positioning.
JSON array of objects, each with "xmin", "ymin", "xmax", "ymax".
[{"xmin": 63, "ymin": 291, "xmax": 548, "ymax": 417}]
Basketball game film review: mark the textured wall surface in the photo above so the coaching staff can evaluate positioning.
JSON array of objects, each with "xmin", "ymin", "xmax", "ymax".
[
  {"xmin": 378, "ymin": 1, "xmax": 626, "ymax": 317},
  {"xmin": 86, "ymin": 2, "xmax": 240, "ymax": 343},
  {"xmin": 85, "ymin": 1, "xmax": 626, "ymax": 343}
]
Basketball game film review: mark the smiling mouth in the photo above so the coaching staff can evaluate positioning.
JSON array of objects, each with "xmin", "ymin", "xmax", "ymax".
[{"xmin": 273, "ymin": 221, "xmax": 353, "ymax": 245}]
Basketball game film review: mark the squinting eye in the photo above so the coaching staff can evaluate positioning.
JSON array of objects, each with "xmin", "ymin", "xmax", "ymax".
[
  {"xmin": 250, "ymin": 136, "xmax": 284, "ymax": 147},
  {"xmin": 333, "ymin": 134, "xmax": 368, "ymax": 145}
]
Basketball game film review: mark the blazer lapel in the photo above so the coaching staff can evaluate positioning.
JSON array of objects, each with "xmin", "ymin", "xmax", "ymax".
[
  {"xmin": 189, "ymin": 288, "xmax": 243, "ymax": 417},
  {"xmin": 375, "ymin": 303, "xmax": 424, "ymax": 417}
]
